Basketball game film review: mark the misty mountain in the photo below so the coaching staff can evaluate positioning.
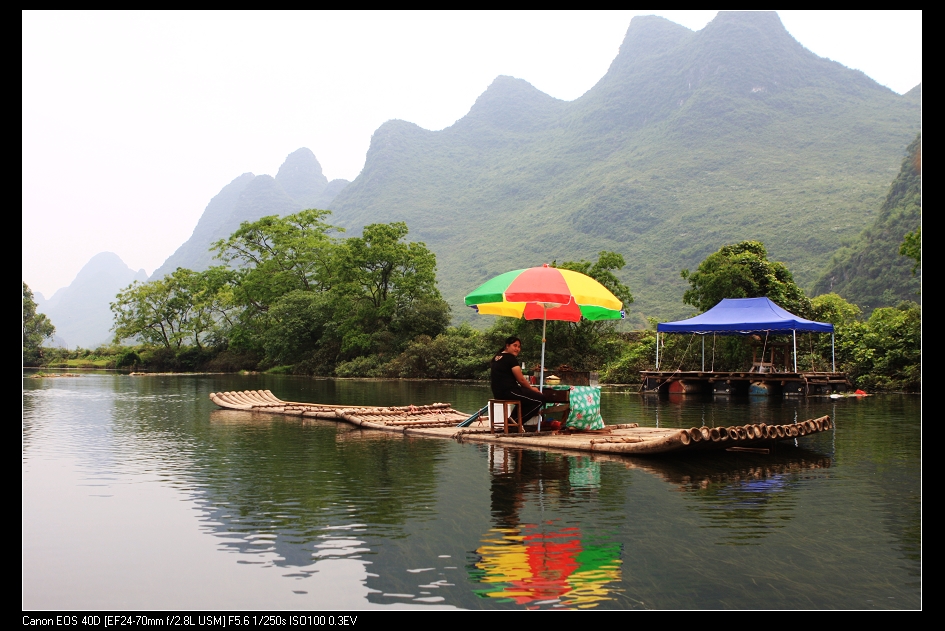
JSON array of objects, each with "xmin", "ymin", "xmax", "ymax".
[
  {"xmin": 37, "ymin": 252, "xmax": 148, "ymax": 349},
  {"xmin": 326, "ymin": 11, "xmax": 920, "ymax": 324},
  {"xmin": 151, "ymin": 148, "xmax": 348, "ymax": 279}
]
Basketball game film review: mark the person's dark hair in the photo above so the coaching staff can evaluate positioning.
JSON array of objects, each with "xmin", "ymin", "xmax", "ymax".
[{"xmin": 498, "ymin": 336, "xmax": 521, "ymax": 354}]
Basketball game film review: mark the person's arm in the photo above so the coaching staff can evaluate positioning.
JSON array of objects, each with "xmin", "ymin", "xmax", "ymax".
[{"xmin": 512, "ymin": 365, "xmax": 542, "ymax": 394}]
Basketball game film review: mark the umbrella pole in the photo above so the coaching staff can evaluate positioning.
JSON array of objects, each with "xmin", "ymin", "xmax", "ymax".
[
  {"xmin": 540, "ymin": 307, "xmax": 547, "ymax": 390},
  {"xmin": 538, "ymin": 308, "xmax": 548, "ymax": 433}
]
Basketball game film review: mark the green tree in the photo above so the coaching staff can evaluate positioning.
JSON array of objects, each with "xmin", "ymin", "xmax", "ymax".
[
  {"xmin": 811, "ymin": 293, "xmax": 862, "ymax": 328},
  {"xmin": 260, "ymin": 290, "xmax": 337, "ymax": 370},
  {"xmin": 111, "ymin": 267, "xmax": 235, "ymax": 349},
  {"xmin": 383, "ymin": 323, "xmax": 492, "ymax": 379},
  {"xmin": 900, "ymin": 228, "xmax": 921, "ymax": 276},
  {"xmin": 212, "ymin": 209, "xmax": 342, "ymax": 317},
  {"xmin": 546, "ymin": 251, "xmax": 634, "ymax": 370},
  {"xmin": 858, "ymin": 301, "xmax": 921, "ymax": 391},
  {"xmin": 680, "ymin": 241, "xmax": 811, "ymax": 316},
  {"xmin": 801, "ymin": 293, "xmax": 866, "ymax": 374},
  {"xmin": 332, "ymin": 222, "xmax": 450, "ymax": 358},
  {"xmin": 802, "ymin": 293, "xmax": 919, "ymax": 390},
  {"xmin": 23, "ymin": 282, "xmax": 55, "ymax": 366}
]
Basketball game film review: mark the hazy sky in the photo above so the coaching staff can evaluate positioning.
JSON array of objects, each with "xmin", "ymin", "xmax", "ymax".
[{"xmin": 22, "ymin": 10, "xmax": 921, "ymax": 298}]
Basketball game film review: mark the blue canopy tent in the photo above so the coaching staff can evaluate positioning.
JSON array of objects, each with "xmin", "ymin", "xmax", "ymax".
[{"xmin": 656, "ymin": 298, "xmax": 835, "ymax": 372}]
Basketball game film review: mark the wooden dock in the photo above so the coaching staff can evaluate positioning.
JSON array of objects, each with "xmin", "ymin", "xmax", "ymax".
[
  {"xmin": 209, "ymin": 390, "xmax": 833, "ymax": 457},
  {"xmin": 640, "ymin": 370, "xmax": 853, "ymax": 396}
]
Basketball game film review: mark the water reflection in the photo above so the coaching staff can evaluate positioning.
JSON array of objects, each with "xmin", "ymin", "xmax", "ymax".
[
  {"xmin": 653, "ymin": 451, "xmax": 831, "ymax": 545},
  {"xmin": 470, "ymin": 447, "xmax": 623, "ymax": 609},
  {"xmin": 201, "ymin": 411, "xmax": 446, "ymax": 564},
  {"xmin": 23, "ymin": 374, "xmax": 921, "ymax": 609}
]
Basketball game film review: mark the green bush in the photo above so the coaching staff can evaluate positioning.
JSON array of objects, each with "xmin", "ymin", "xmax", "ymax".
[{"xmin": 115, "ymin": 350, "xmax": 141, "ymax": 368}]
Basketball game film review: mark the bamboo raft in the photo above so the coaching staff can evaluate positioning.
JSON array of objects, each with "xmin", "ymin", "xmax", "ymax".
[{"xmin": 208, "ymin": 390, "xmax": 832, "ymax": 456}]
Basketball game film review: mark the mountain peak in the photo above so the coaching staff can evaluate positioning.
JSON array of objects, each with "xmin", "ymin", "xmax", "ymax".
[
  {"xmin": 77, "ymin": 252, "xmax": 133, "ymax": 278},
  {"xmin": 614, "ymin": 15, "xmax": 693, "ymax": 65},
  {"xmin": 275, "ymin": 147, "xmax": 329, "ymax": 206},
  {"xmin": 710, "ymin": 10, "xmax": 785, "ymax": 31},
  {"xmin": 453, "ymin": 75, "xmax": 563, "ymax": 134},
  {"xmin": 39, "ymin": 251, "xmax": 148, "ymax": 348}
]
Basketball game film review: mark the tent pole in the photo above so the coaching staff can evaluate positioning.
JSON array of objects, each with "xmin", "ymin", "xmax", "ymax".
[
  {"xmin": 832, "ymin": 333, "xmax": 835, "ymax": 373},
  {"xmin": 701, "ymin": 336, "xmax": 705, "ymax": 371},
  {"xmin": 712, "ymin": 334, "xmax": 716, "ymax": 372},
  {"xmin": 793, "ymin": 330, "xmax": 797, "ymax": 372},
  {"xmin": 655, "ymin": 331, "xmax": 659, "ymax": 371}
]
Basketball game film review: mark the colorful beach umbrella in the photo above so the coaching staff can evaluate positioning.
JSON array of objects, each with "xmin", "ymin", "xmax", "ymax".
[{"xmin": 465, "ymin": 264, "xmax": 624, "ymax": 387}]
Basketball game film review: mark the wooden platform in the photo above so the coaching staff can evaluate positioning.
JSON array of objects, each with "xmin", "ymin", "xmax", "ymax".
[
  {"xmin": 209, "ymin": 390, "xmax": 832, "ymax": 457},
  {"xmin": 640, "ymin": 370, "xmax": 853, "ymax": 396}
]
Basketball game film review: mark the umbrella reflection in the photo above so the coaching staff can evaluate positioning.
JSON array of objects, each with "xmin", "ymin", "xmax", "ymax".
[
  {"xmin": 472, "ymin": 525, "xmax": 621, "ymax": 608},
  {"xmin": 471, "ymin": 447, "xmax": 621, "ymax": 609}
]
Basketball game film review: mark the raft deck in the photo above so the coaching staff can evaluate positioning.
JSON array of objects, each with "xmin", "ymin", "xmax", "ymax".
[{"xmin": 209, "ymin": 390, "xmax": 832, "ymax": 457}]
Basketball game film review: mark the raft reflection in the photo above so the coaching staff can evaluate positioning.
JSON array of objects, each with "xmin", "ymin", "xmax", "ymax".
[{"xmin": 631, "ymin": 449, "xmax": 832, "ymax": 545}]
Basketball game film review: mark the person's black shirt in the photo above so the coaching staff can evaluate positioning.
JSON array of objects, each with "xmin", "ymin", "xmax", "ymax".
[{"xmin": 490, "ymin": 352, "xmax": 520, "ymax": 399}]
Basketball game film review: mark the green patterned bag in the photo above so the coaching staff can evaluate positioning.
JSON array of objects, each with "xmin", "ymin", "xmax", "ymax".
[{"xmin": 565, "ymin": 386, "xmax": 604, "ymax": 430}]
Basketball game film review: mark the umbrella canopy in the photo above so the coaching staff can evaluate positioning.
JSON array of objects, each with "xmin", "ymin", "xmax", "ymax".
[
  {"xmin": 465, "ymin": 265, "xmax": 624, "ymax": 388},
  {"xmin": 465, "ymin": 265, "xmax": 623, "ymax": 322}
]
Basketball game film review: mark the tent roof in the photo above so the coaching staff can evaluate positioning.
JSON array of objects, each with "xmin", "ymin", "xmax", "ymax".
[{"xmin": 657, "ymin": 297, "xmax": 834, "ymax": 334}]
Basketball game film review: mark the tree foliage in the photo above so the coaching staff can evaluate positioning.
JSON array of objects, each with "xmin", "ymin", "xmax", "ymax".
[
  {"xmin": 211, "ymin": 209, "xmax": 341, "ymax": 317},
  {"xmin": 111, "ymin": 211, "xmax": 450, "ymax": 375},
  {"xmin": 332, "ymin": 222, "xmax": 449, "ymax": 358},
  {"xmin": 805, "ymin": 294, "xmax": 920, "ymax": 391},
  {"xmin": 23, "ymin": 282, "xmax": 55, "ymax": 366},
  {"xmin": 111, "ymin": 267, "xmax": 235, "ymax": 349},
  {"xmin": 900, "ymin": 227, "xmax": 921, "ymax": 276},
  {"xmin": 680, "ymin": 240, "xmax": 811, "ymax": 316}
]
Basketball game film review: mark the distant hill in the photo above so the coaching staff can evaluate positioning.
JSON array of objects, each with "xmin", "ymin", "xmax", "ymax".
[
  {"xmin": 326, "ymin": 11, "xmax": 920, "ymax": 325},
  {"xmin": 36, "ymin": 252, "xmax": 148, "ymax": 349},
  {"xmin": 812, "ymin": 134, "xmax": 921, "ymax": 311},
  {"xmin": 152, "ymin": 148, "xmax": 348, "ymax": 279}
]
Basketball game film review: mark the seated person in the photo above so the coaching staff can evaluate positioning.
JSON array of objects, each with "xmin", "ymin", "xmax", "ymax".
[{"xmin": 490, "ymin": 336, "xmax": 563, "ymax": 427}]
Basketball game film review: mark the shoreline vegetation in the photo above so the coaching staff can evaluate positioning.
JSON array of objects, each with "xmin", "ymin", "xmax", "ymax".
[
  {"xmin": 24, "ymin": 201, "xmax": 920, "ymax": 394},
  {"xmin": 26, "ymin": 288, "xmax": 919, "ymax": 393}
]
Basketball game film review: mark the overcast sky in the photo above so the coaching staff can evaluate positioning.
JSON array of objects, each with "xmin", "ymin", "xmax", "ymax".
[{"xmin": 22, "ymin": 10, "xmax": 921, "ymax": 298}]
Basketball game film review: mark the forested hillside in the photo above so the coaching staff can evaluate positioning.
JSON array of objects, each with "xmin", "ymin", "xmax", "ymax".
[
  {"xmin": 327, "ymin": 11, "xmax": 920, "ymax": 325},
  {"xmin": 813, "ymin": 134, "xmax": 921, "ymax": 311}
]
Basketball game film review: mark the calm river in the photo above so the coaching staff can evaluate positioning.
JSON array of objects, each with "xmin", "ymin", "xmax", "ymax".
[{"xmin": 23, "ymin": 373, "xmax": 920, "ymax": 610}]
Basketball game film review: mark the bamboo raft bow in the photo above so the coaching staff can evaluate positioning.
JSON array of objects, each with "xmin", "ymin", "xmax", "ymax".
[{"xmin": 209, "ymin": 390, "xmax": 832, "ymax": 456}]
